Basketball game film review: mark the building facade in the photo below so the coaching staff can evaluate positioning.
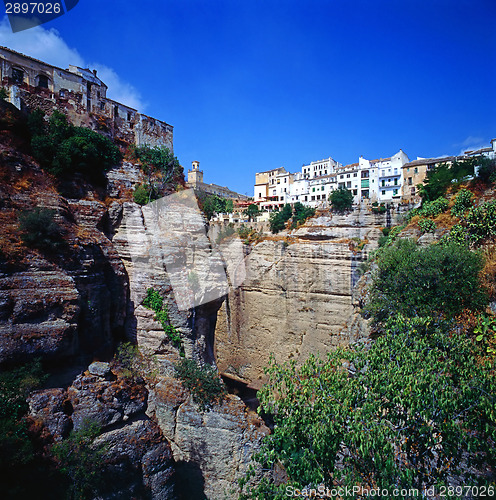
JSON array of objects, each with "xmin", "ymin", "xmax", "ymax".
[
  {"xmin": 187, "ymin": 161, "xmax": 249, "ymax": 200},
  {"xmin": 257, "ymin": 150, "xmax": 410, "ymax": 211},
  {"xmin": 0, "ymin": 46, "xmax": 173, "ymax": 149}
]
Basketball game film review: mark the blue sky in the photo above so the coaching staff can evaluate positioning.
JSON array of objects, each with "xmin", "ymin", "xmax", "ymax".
[{"xmin": 1, "ymin": 0, "xmax": 495, "ymax": 195}]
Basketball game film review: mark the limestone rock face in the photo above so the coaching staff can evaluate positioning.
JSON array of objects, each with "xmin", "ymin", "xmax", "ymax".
[
  {"xmin": 0, "ymin": 269, "xmax": 80, "ymax": 364},
  {"xmin": 0, "ymin": 188, "xmax": 129, "ymax": 365},
  {"xmin": 215, "ymin": 209, "xmax": 383, "ymax": 389},
  {"xmin": 147, "ymin": 376, "xmax": 269, "ymax": 500},
  {"xmin": 28, "ymin": 365, "xmax": 176, "ymax": 499},
  {"xmin": 111, "ymin": 198, "xmax": 225, "ymax": 366}
]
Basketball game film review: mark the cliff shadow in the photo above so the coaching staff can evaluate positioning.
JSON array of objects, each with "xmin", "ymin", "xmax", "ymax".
[{"xmin": 174, "ymin": 460, "xmax": 207, "ymax": 499}]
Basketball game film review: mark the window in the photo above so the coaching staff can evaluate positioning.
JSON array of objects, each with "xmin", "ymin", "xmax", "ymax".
[
  {"xmin": 393, "ymin": 189, "xmax": 398, "ymax": 196},
  {"xmin": 12, "ymin": 68, "xmax": 24, "ymax": 84},
  {"xmin": 114, "ymin": 105, "xmax": 119, "ymax": 118},
  {"xmin": 382, "ymin": 190, "xmax": 386, "ymax": 196},
  {"xmin": 87, "ymin": 82, "xmax": 92, "ymax": 95},
  {"xmin": 127, "ymin": 112, "xmax": 132, "ymax": 121},
  {"xmin": 321, "ymin": 186, "xmax": 324, "ymax": 191},
  {"xmin": 346, "ymin": 181, "xmax": 351, "ymax": 188},
  {"xmin": 353, "ymin": 189, "xmax": 357, "ymax": 195},
  {"xmin": 414, "ymin": 167, "xmax": 418, "ymax": 174},
  {"xmin": 394, "ymin": 178, "xmax": 398, "ymax": 186},
  {"xmin": 408, "ymin": 177, "xmax": 412, "ymax": 185},
  {"xmin": 311, "ymin": 196, "xmax": 315, "ymax": 201},
  {"xmin": 340, "ymin": 175, "xmax": 344, "ymax": 179},
  {"xmin": 312, "ymin": 187, "xmax": 315, "ymax": 192},
  {"xmin": 324, "ymin": 170, "xmax": 327, "ymax": 175},
  {"xmin": 284, "ymin": 178, "xmax": 287, "ymax": 183},
  {"xmin": 382, "ymin": 180, "xmax": 385, "ymax": 187},
  {"xmin": 97, "ymin": 91, "xmax": 100, "ymax": 99},
  {"xmin": 411, "ymin": 187, "xmax": 415, "ymax": 195},
  {"xmin": 304, "ymin": 196, "xmax": 308, "ymax": 201},
  {"xmin": 353, "ymin": 173, "xmax": 357, "ymax": 177},
  {"xmin": 277, "ymin": 179, "xmax": 280, "ymax": 184},
  {"xmin": 99, "ymin": 102, "xmax": 105, "ymax": 111},
  {"xmin": 37, "ymin": 74, "xmax": 49, "ymax": 88},
  {"xmin": 59, "ymin": 89, "xmax": 66, "ymax": 98},
  {"xmin": 346, "ymin": 174, "xmax": 350, "ymax": 178}
]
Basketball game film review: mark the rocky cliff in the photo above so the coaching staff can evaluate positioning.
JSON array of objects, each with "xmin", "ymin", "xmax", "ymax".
[{"xmin": 215, "ymin": 210, "xmax": 388, "ymax": 389}]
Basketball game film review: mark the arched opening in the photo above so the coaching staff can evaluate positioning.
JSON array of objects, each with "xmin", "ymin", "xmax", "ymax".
[
  {"xmin": 36, "ymin": 74, "xmax": 49, "ymax": 89},
  {"xmin": 11, "ymin": 67, "xmax": 24, "ymax": 84}
]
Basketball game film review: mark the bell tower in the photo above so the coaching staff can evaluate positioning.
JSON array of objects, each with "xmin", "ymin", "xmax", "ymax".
[{"xmin": 188, "ymin": 160, "xmax": 204, "ymax": 186}]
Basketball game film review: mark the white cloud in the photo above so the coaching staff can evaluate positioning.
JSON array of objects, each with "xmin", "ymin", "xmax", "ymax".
[
  {"xmin": 91, "ymin": 64, "xmax": 145, "ymax": 111},
  {"xmin": 0, "ymin": 16, "xmax": 146, "ymax": 111},
  {"xmin": 455, "ymin": 135, "xmax": 488, "ymax": 155}
]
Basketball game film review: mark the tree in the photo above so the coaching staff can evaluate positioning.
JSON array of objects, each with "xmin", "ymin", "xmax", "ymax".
[
  {"xmin": 329, "ymin": 187, "xmax": 353, "ymax": 212},
  {"xmin": 29, "ymin": 109, "xmax": 121, "ymax": 181},
  {"xmin": 240, "ymin": 316, "xmax": 496, "ymax": 499},
  {"xmin": 366, "ymin": 238, "xmax": 488, "ymax": 324},
  {"xmin": 244, "ymin": 204, "xmax": 260, "ymax": 221},
  {"xmin": 418, "ymin": 158, "xmax": 477, "ymax": 202},
  {"xmin": 269, "ymin": 204, "xmax": 293, "ymax": 234}
]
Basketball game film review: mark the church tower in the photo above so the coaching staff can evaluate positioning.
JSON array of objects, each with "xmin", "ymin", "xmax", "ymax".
[{"xmin": 187, "ymin": 161, "xmax": 204, "ymax": 187}]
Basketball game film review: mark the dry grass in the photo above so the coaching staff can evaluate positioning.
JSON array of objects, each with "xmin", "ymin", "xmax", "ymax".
[{"xmin": 481, "ymin": 244, "xmax": 496, "ymax": 300}]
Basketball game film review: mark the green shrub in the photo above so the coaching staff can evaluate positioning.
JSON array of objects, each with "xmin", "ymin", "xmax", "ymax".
[
  {"xmin": 51, "ymin": 420, "xmax": 107, "ymax": 499},
  {"xmin": 269, "ymin": 204, "xmax": 293, "ymax": 233},
  {"xmin": 441, "ymin": 223, "xmax": 469, "ymax": 246},
  {"xmin": 329, "ymin": 187, "xmax": 353, "ymax": 212},
  {"xmin": 0, "ymin": 361, "xmax": 47, "ymax": 496},
  {"xmin": 407, "ymin": 197, "xmax": 449, "ymax": 221},
  {"xmin": 372, "ymin": 204, "xmax": 386, "ymax": 214},
  {"xmin": 451, "ymin": 188, "xmax": 474, "ymax": 217},
  {"xmin": 244, "ymin": 204, "xmax": 260, "ymax": 220},
  {"xmin": 127, "ymin": 144, "xmax": 182, "ymax": 180},
  {"xmin": 0, "ymin": 87, "xmax": 8, "ymax": 100},
  {"xmin": 464, "ymin": 201, "xmax": 496, "ymax": 245},
  {"xmin": 476, "ymin": 156, "xmax": 496, "ymax": 183},
  {"xmin": 418, "ymin": 217, "xmax": 436, "ymax": 233},
  {"xmin": 142, "ymin": 288, "xmax": 184, "ymax": 355},
  {"xmin": 18, "ymin": 207, "xmax": 64, "ymax": 252},
  {"xmin": 30, "ymin": 110, "xmax": 121, "ymax": 181},
  {"xmin": 240, "ymin": 318, "xmax": 496, "ymax": 498},
  {"xmin": 174, "ymin": 358, "xmax": 226, "ymax": 411},
  {"xmin": 292, "ymin": 202, "xmax": 315, "ymax": 226},
  {"xmin": 133, "ymin": 184, "xmax": 149, "ymax": 205},
  {"xmin": 197, "ymin": 193, "xmax": 233, "ymax": 219},
  {"xmin": 366, "ymin": 239, "xmax": 488, "ymax": 324},
  {"xmin": 418, "ymin": 158, "xmax": 477, "ymax": 201}
]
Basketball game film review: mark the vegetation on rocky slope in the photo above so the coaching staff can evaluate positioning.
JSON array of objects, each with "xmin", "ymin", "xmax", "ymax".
[{"xmin": 241, "ymin": 177, "xmax": 496, "ymax": 498}]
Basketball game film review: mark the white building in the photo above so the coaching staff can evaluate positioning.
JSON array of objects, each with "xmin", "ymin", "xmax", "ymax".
[
  {"xmin": 254, "ymin": 167, "xmax": 293, "ymax": 211},
  {"xmin": 254, "ymin": 149, "xmax": 410, "ymax": 211},
  {"xmin": 300, "ymin": 157, "xmax": 341, "ymax": 179}
]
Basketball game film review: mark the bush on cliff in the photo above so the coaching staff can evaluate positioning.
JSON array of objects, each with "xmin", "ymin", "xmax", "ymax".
[
  {"xmin": 239, "ymin": 316, "xmax": 496, "ymax": 498},
  {"xmin": 29, "ymin": 110, "xmax": 121, "ymax": 182},
  {"xmin": 366, "ymin": 239, "xmax": 488, "ymax": 324},
  {"xmin": 329, "ymin": 187, "xmax": 353, "ymax": 212},
  {"xmin": 18, "ymin": 207, "xmax": 65, "ymax": 252},
  {"xmin": 174, "ymin": 358, "xmax": 226, "ymax": 412}
]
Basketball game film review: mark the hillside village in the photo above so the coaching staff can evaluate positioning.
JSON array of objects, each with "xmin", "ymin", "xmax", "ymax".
[{"xmin": 2, "ymin": 44, "xmax": 495, "ymax": 225}]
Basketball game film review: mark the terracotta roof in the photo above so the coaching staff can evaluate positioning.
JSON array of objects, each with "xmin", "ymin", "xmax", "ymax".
[{"xmin": 403, "ymin": 156, "xmax": 456, "ymax": 168}]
